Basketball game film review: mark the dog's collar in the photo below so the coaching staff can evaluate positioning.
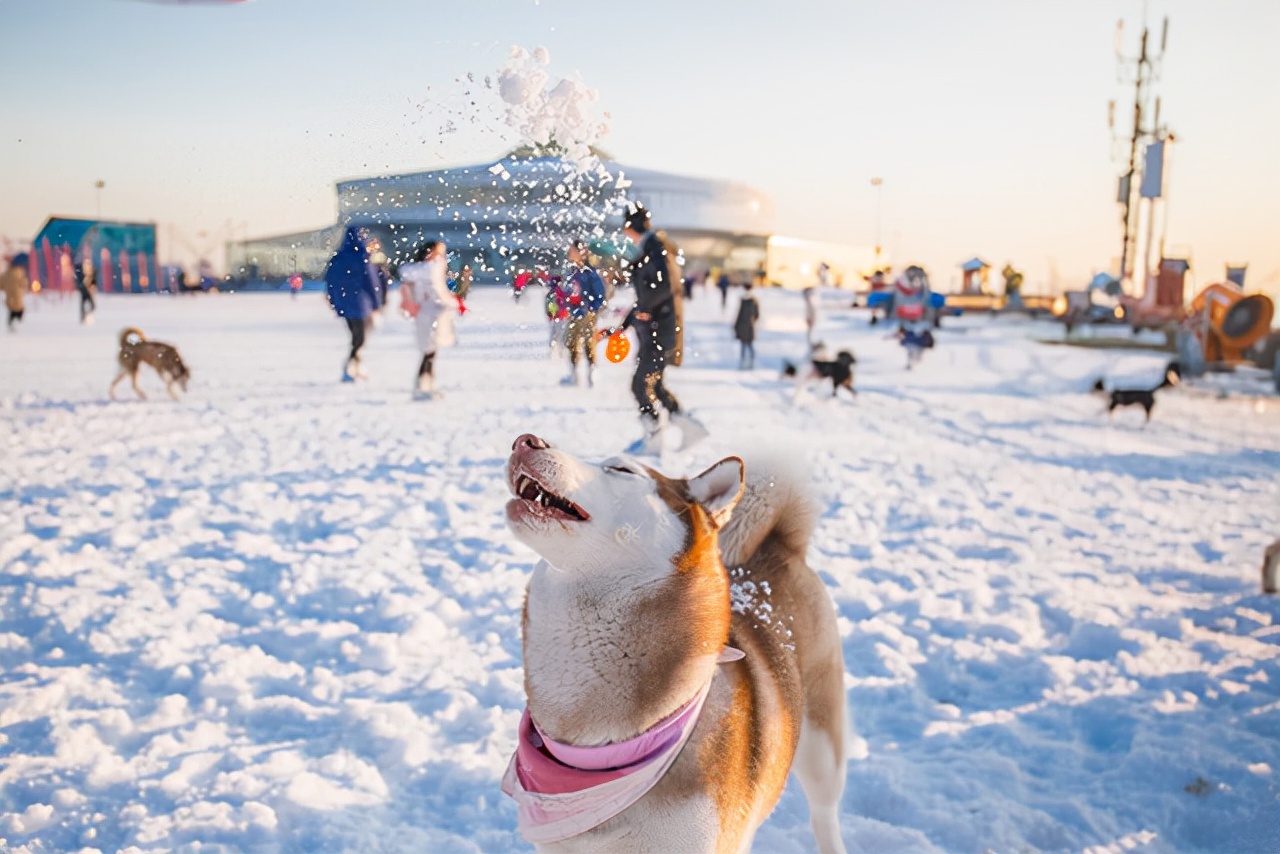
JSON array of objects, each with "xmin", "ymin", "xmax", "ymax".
[{"xmin": 501, "ymin": 646, "xmax": 743, "ymax": 844}]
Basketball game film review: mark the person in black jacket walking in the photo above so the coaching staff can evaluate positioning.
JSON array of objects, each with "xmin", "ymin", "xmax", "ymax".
[
  {"xmin": 734, "ymin": 282, "xmax": 759, "ymax": 369},
  {"xmin": 597, "ymin": 204, "xmax": 708, "ymax": 454}
]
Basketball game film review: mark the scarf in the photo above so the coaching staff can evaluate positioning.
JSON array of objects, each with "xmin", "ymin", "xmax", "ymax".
[{"xmin": 502, "ymin": 647, "xmax": 744, "ymax": 844}]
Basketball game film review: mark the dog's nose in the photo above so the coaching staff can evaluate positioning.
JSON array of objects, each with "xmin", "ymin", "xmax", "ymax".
[{"xmin": 513, "ymin": 434, "xmax": 550, "ymax": 451}]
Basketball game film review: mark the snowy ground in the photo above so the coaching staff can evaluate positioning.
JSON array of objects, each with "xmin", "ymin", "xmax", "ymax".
[{"xmin": 2, "ymin": 285, "xmax": 1278, "ymax": 854}]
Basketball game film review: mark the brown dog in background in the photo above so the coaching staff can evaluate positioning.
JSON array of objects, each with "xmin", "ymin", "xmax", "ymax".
[{"xmin": 110, "ymin": 327, "xmax": 190, "ymax": 400}]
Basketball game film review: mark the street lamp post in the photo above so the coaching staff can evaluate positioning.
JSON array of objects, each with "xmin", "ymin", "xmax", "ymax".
[{"xmin": 870, "ymin": 177, "xmax": 883, "ymax": 263}]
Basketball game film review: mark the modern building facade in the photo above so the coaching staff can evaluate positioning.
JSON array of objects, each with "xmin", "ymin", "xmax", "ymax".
[{"xmin": 230, "ymin": 154, "xmax": 776, "ymax": 285}]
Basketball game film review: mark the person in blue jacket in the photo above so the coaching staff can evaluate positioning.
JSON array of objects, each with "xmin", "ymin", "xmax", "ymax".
[
  {"xmin": 560, "ymin": 239, "xmax": 608, "ymax": 388},
  {"xmin": 325, "ymin": 227, "xmax": 383, "ymax": 382}
]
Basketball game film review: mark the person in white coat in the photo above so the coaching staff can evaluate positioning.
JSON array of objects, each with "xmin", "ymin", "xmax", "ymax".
[{"xmin": 398, "ymin": 239, "xmax": 456, "ymax": 397}]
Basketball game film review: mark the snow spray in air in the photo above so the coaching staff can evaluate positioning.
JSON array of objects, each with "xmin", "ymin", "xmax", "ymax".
[{"xmin": 489, "ymin": 46, "xmax": 630, "ymax": 263}]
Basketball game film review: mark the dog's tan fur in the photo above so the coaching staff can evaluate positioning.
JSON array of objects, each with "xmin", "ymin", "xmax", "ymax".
[
  {"xmin": 110, "ymin": 327, "xmax": 190, "ymax": 401},
  {"xmin": 507, "ymin": 437, "xmax": 849, "ymax": 853}
]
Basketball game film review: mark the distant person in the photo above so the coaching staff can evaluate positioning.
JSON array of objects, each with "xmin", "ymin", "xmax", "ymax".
[
  {"xmin": 803, "ymin": 285, "xmax": 820, "ymax": 345},
  {"xmin": 370, "ymin": 258, "xmax": 391, "ymax": 329},
  {"xmin": 734, "ymin": 281, "xmax": 760, "ymax": 369},
  {"xmin": 717, "ymin": 270, "xmax": 731, "ymax": 311},
  {"xmin": 561, "ymin": 239, "xmax": 607, "ymax": 387},
  {"xmin": 894, "ymin": 265, "xmax": 935, "ymax": 370},
  {"xmin": 1002, "ymin": 263, "xmax": 1024, "ymax": 310},
  {"xmin": 75, "ymin": 259, "xmax": 97, "ymax": 324},
  {"xmin": 455, "ymin": 264, "xmax": 474, "ymax": 300},
  {"xmin": 817, "ymin": 261, "xmax": 832, "ymax": 289},
  {"xmin": 288, "ymin": 273, "xmax": 303, "ymax": 299},
  {"xmin": 543, "ymin": 272, "xmax": 570, "ymax": 359},
  {"xmin": 512, "ymin": 269, "xmax": 533, "ymax": 301},
  {"xmin": 324, "ymin": 226, "xmax": 383, "ymax": 382},
  {"xmin": 2, "ymin": 253, "xmax": 30, "ymax": 332},
  {"xmin": 596, "ymin": 203, "xmax": 707, "ymax": 454},
  {"xmin": 864, "ymin": 268, "xmax": 890, "ymax": 324},
  {"xmin": 398, "ymin": 239, "xmax": 457, "ymax": 398}
]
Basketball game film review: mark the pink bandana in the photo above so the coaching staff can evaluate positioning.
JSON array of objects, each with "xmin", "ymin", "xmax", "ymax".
[{"xmin": 502, "ymin": 647, "xmax": 744, "ymax": 844}]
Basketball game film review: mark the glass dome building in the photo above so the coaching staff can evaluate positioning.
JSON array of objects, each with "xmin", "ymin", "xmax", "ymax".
[{"xmin": 231, "ymin": 154, "xmax": 774, "ymax": 285}]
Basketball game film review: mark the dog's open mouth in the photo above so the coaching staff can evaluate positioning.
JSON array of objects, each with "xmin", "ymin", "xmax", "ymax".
[{"xmin": 512, "ymin": 473, "xmax": 590, "ymax": 522}]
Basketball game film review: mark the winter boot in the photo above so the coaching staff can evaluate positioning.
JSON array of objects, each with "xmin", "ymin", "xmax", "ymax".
[
  {"xmin": 342, "ymin": 359, "xmax": 358, "ymax": 383},
  {"xmin": 624, "ymin": 415, "xmax": 664, "ymax": 456},
  {"xmin": 671, "ymin": 412, "xmax": 709, "ymax": 451},
  {"xmin": 413, "ymin": 372, "xmax": 434, "ymax": 399}
]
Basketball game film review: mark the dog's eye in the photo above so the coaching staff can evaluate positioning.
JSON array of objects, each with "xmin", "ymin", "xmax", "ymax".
[{"xmin": 604, "ymin": 465, "xmax": 638, "ymax": 476}]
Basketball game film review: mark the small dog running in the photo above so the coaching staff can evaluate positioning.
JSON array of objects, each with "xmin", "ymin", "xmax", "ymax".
[
  {"xmin": 781, "ymin": 348, "xmax": 857, "ymax": 399},
  {"xmin": 110, "ymin": 327, "xmax": 190, "ymax": 400},
  {"xmin": 1093, "ymin": 361, "xmax": 1181, "ymax": 422}
]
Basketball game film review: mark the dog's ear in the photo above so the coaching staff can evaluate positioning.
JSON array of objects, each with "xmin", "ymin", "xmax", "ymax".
[{"xmin": 688, "ymin": 456, "xmax": 745, "ymax": 529}]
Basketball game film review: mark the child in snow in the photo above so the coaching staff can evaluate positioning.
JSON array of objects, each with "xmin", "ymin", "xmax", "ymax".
[
  {"xmin": 398, "ymin": 239, "xmax": 459, "ymax": 397},
  {"xmin": 734, "ymin": 282, "xmax": 760, "ymax": 369},
  {"xmin": 561, "ymin": 240, "xmax": 607, "ymax": 387},
  {"xmin": 893, "ymin": 265, "xmax": 935, "ymax": 369},
  {"xmin": 544, "ymin": 273, "xmax": 570, "ymax": 359}
]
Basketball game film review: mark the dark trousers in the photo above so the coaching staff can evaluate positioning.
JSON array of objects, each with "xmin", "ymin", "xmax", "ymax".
[
  {"xmin": 78, "ymin": 288, "xmax": 95, "ymax": 320},
  {"xmin": 739, "ymin": 340, "xmax": 754, "ymax": 368},
  {"xmin": 7, "ymin": 308, "xmax": 23, "ymax": 328},
  {"xmin": 417, "ymin": 352, "xmax": 435, "ymax": 376},
  {"xmin": 346, "ymin": 317, "xmax": 367, "ymax": 362},
  {"xmin": 631, "ymin": 315, "xmax": 681, "ymax": 420}
]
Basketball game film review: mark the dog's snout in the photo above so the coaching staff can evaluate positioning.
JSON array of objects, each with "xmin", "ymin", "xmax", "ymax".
[{"xmin": 513, "ymin": 433, "xmax": 550, "ymax": 452}]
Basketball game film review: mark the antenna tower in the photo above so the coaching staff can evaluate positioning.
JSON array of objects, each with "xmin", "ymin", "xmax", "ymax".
[{"xmin": 1109, "ymin": 13, "xmax": 1171, "ymax": 286}]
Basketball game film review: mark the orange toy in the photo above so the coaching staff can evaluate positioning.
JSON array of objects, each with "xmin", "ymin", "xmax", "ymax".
[{"xmin": 604, "ymin": 331, "xmax": 630, "ymax": 363}]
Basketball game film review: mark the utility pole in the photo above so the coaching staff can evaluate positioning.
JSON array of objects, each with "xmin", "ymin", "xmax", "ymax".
[{"xmin": 1112, "ymin": 16, "xmax": 1168, "ymax": 286}]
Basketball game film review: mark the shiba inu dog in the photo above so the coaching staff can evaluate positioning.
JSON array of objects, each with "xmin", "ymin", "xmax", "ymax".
[
  {"xmin": 501, "ymin": 433, "xmax": 850, "ymax": 853},
  {"xmin": 110, "ymin": 327, "xmax": 190, "ymax": 401}
]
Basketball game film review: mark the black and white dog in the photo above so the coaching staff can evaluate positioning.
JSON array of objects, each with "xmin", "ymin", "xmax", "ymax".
[
  {"xmin": 1093, "ymin": 361, "xmax": 1182, "ymax": 422},
  {"xmin": 782, "ymin": 347, "xmax": 857, "ymax": 399}
]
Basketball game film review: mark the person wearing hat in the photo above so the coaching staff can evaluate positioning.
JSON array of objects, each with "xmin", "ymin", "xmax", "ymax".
[
  {"xmin": 2, "ymin": 253, "xmax": 30, "ymax": 331},
  {"xmin": 324, "ymin": 227, "xmax": 384, "ymax": 382},
  {"xmin": 597, "ymin": 203, "xmax": 708, "ymax": 454}
]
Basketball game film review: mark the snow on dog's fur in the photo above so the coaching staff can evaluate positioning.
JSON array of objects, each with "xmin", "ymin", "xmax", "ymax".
[{"xmin": 503, "ymin": 434, "xmax": 850, "ymax": 853}]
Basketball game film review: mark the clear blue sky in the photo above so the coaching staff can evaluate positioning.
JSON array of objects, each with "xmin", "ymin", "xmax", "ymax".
[{"xmin": 1, "ymin": 0, "xmax": 1277, "ymax": 296}]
